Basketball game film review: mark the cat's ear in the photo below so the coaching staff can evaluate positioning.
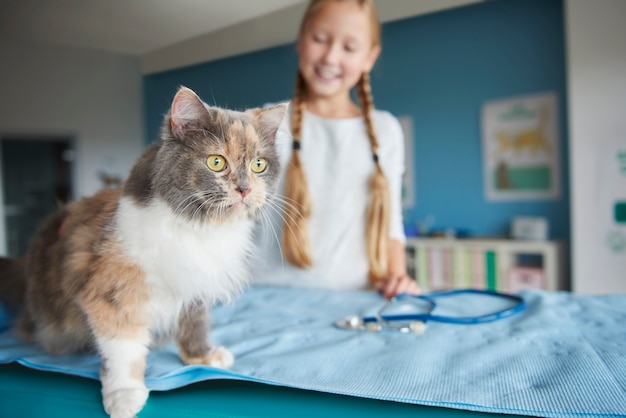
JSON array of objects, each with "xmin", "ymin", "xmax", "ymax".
[
  {"xmin": 170, "ymin": 86, "xmax": 208, "ymax": 140},
  {"xmin": 250, "ymin": 102, "xmax": 288, "ymax": 144}
]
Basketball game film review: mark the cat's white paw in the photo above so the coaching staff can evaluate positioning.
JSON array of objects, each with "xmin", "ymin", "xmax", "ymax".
[
  {"xmin": 183, "ymin": 346, "xmax": 235, "ymax": 368},
  {"xmin": 182, "ymin": 346, "xmax": 235, "ymax": 368},
  {"xmin": 103, "ymin": 386, "xmax": 149, "ymax": 418},
  {"xmin": 207, "ymin": 346, "xmax": 234, "ymax": 368}
]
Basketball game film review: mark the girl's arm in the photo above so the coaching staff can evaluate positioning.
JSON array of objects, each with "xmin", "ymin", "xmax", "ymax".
[{"xmin": 376, "ymin": 239, "xmax": 421, "ymax": 299}]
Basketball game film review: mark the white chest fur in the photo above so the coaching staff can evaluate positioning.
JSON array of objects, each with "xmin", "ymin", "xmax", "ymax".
[{"xmin": 115, "ymin": 197, "xmax": 254, "ymax": 329}]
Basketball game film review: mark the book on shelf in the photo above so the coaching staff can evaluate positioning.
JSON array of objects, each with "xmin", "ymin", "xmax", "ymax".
[{"xmin": 413, "ymin": 246, "xmax": 501, "ymax": 291}]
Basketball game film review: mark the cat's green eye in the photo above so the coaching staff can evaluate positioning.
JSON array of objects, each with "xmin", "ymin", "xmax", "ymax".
[
  {"xmin": 207, "ymin": 155, "xmax": 226, "ymax": 172},
  {"xmin": 251, "ymin": 158, "xmax": 267, "ymax": 173}
]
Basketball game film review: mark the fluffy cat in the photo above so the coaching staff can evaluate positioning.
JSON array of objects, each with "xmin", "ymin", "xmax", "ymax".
[{"xmin": 0, "ymin": 86, "xmax": 286, "ymax": 418}]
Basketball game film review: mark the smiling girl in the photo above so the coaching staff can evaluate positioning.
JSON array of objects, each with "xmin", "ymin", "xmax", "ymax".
[{"xmin": 254, "ymin": 0, "xmax": 419, "ymax": 298}]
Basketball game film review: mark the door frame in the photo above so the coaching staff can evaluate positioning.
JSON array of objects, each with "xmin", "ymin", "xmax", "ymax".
[{"xmin": 0, "ymin": 132, "xmax": 78, "ymax": 256}]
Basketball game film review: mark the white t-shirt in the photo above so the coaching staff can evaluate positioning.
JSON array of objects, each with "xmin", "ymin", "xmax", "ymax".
[{"xmin": 252, "ymin": 107, "xmax": 406, "ymax": 290}]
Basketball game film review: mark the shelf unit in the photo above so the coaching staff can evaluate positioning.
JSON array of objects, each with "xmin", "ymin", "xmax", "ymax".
[{"xmin": 405, "ymin": 238, "xmax": 566, "ymax": 292}]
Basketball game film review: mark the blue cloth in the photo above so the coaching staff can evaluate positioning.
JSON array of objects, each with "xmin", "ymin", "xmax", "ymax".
[{"xmin": 1, "ymin": 286, "xmax": 625, "ymax": 417}]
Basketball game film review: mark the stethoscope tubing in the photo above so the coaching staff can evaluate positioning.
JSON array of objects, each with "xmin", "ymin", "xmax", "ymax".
[{"xmin": 362, "ymin": 288, "xmax": 526, "ymax": 325}]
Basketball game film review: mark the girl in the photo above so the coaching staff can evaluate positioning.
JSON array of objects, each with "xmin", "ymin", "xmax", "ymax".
[{"xmin": 254, "ymin": 0, "xmax": 419, "ymax": 298}]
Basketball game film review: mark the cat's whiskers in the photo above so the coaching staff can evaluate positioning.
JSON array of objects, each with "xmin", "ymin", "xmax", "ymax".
[
  {"xmin": 268, "ymin": 195, "xmax": 308, "ymax": 226},
  {"xmin": 199, "ymin": 203, "xmax": 223, "ymax": 225},
  {"xmin": 271, "ymin": 194, "xmax": 305, "ymax": 212},
  {"xmin": 190, "ymin": 199, "xmax": 208, "ymax": 223},
  {"xmin": 174, "ymin": 192, "xmax": 212, "ymax": 220},
  {"xmin": 191, "ymin": 194, "xmax": 221, "ymax": 224},
  {"xmin": 219, "ymin": 201, "xmax": 230, "ymax": 222},
  {"xmin": 256, "ymin": 204, "xmax": 286, "ymax": 266},
  {"xmin": 173, "ymin": 193, "xmax": 204, "ymax": 216},
  {"xmin": 209, "ymin": 89, "xmax": 217, "ymax": 107},
  {"xmin": 262, "ymin": 196, "xmax": 310, "ymax": 258},
  {"xmin": 217, "ymin": 113, "xmax": 227, "ymax": 146},
  {"xmin": 172, "ymin": 190, "xmax": 223, "ymax": 225},
  {"xmin": 197, "ymin": 196, "xmax": 236, "ymax": 224}
]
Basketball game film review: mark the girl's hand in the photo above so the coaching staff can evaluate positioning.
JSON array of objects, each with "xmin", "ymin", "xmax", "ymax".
[{"xmin": 376, "ymin": 274, "xmax": 421, "ymax": 299}]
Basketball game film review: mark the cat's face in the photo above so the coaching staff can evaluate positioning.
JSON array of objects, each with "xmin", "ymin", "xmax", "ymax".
[{"xmin": 154, "ymin": 87, "xmax": 286, "ymax": 223}]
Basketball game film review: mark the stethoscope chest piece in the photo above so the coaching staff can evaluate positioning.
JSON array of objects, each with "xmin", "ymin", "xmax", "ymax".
[
  {"xmin": 335, "ymin": 315, "xmax": 426, "ymax": 334},
  {"xmin": 408, "ymin": 321, "xmax": 427, "ymax": 334}
]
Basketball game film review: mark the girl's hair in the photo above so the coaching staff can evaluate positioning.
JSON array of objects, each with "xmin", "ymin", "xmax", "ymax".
[{"xmin": 281, "ymin": 0, "xmax": 390, "ymax": 285}]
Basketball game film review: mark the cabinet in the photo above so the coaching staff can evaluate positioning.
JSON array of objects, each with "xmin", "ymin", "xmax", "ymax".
[{"xmin": 405, "ymin": 238, "xmax": 566, "ymax": 292}]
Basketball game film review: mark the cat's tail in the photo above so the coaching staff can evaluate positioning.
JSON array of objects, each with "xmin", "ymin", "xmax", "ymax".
[{"xmin": 0, "ymin": 256, "xmax": 27, "ymax": 310}]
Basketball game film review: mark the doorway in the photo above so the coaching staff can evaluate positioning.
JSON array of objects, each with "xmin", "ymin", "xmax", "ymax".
[{"xmin": 1, "ymin": 137, "xmax": 75, "ymax": 258}]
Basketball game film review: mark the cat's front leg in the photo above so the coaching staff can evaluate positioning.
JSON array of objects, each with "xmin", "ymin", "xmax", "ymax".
[
  {"xmin": 98, "ymin": 337, "xmax": 150, "ymax": 418},
  {"xmin": 176, "ymin": 299, "xmax": 234, "ymax": 368}
]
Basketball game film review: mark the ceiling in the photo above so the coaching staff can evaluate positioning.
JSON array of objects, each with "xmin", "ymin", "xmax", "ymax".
[
  {"xmin": 0, "ymin": 0, "xmax": 308, "ymax": 55},
  {"xmin": 0, "ymin": 0, "xmax": 482, "ymax": 73}
]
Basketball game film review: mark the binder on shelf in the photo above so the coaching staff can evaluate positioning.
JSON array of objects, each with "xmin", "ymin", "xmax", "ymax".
[
  {"xmin": 441, "ymin": 248, "xmax": 452, "ymax": 289},
  {"xmin": 452, "ymin": 248, "xmax": 463, "ymax": 288},
  {"xmin": 429, "ymin": 248, "xmax": 444, "ymax": 290},
  {"xmin": 472, "ymin": 249, "xmax": 486, "ymax": 289},
  {"xmin": 485, "ymin": 250, "xmax": 497, "ymax": 291},
  {"xmin": 417, "ymin": 246, "xmax": 429, "ymax": 292},
  {"xmin": 452, "ymin": 248, "xmax": 473, "ymax": 289}
]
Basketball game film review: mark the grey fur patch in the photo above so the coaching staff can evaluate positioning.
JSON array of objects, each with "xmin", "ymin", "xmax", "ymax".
[
  {"xmin": 177, "ymin": 299, "xmax": 211, "ymax": 360},
  {"xmin": 122, "ymin": 141, "xmax": 160, "ymax": 206}
]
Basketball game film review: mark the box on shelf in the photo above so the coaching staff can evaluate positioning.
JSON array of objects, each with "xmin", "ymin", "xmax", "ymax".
[
  {"xmin": 511, "ymin": 217, "xmax": 548, "ymax": 241},
  {"xmin": 507, "ymin": 267, "xmax": 545, "ymax": 293}
]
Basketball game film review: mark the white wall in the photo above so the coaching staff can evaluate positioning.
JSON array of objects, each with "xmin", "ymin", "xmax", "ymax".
[
  {"xmin": 565, "ymin": 0, "xmax": 626, "ymax": 294},
  {"xmin": 0, "ymin": 40, "xmax": 144, "ymax": 255}
]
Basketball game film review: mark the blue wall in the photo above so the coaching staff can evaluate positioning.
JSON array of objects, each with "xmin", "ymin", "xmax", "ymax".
[
  {"xmin": 144, "ymin": 0, "xmax": 569, "ymax": 240},
  {"xmin": 144, "ymin": 47, "xmax": 298, "ymax": 141}
]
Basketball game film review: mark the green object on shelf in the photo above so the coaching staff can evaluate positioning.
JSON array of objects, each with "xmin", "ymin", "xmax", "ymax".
[
  {"xmin": 615, "ymin": 202, "xmax": 626, "ymax": 223},
  {"xmin": 485, "ymin": 251, "xmax": 497, "ymax": 291}
]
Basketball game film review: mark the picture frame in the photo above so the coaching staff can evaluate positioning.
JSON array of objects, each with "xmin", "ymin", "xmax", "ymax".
[{"xmin": 481, "ymin": 92, "xmax": 560, "ymax": 201}]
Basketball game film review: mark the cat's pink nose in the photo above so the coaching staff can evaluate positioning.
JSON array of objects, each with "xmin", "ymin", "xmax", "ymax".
[{"xmin": 237, "ymin": 187, "xmax": 250, "ymax": 198}]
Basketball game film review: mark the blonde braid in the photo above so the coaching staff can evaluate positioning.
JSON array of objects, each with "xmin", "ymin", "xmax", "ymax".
[
  {"xmin": 357, "ymin": 72, "xmax": 390, "ymax": 285},
  {"xmin": 281, "ymin": 72, "xmax": 313, "ymax": 267}
]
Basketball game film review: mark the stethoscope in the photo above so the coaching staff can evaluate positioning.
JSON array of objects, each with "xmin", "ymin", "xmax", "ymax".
[{"xmin": 335, "ymin": 289, "xmax": 526, "ymax": 334}]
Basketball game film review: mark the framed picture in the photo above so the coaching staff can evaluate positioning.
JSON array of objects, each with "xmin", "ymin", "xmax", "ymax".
[{"xmin": 481, "ymin": 92, "xmax": 560, "ymax": 201}]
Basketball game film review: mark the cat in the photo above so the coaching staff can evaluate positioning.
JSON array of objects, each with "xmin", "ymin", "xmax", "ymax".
[{"xmin": 0, "ymin": 86, "xmax": 286, "ymax": 418}]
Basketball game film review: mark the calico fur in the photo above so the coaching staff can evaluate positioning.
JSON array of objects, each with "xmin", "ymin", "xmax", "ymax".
[{"xmin": 0, "ymin": 87, "xmax": 286, "ymax": 418}]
